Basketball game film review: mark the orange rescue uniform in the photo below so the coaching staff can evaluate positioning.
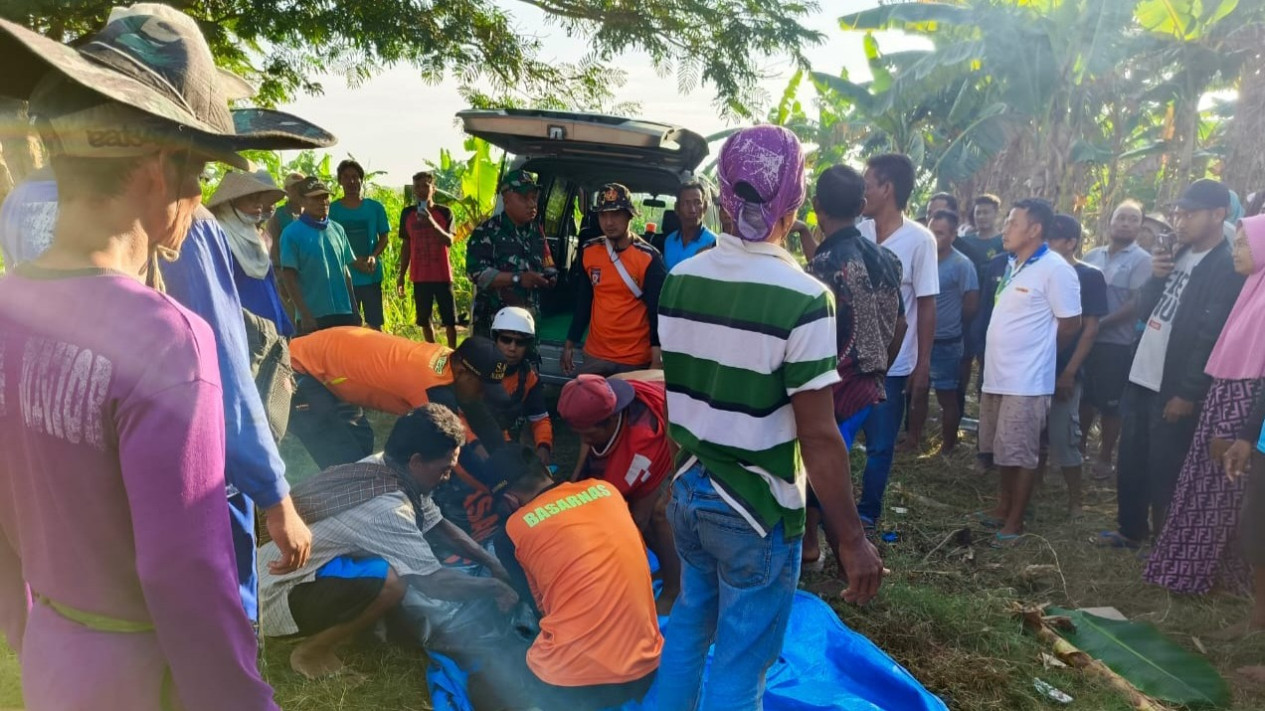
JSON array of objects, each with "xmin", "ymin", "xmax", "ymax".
[
  {"xmin": 290, "ymin": 326, "xmax": 454, "ymax": 415},
  {"xmin": 504, "ymin": 479, "xmax": 663, "ymax": 686},
  {"xmin": 499, "ymin": 364, "xmax": 553, "ymax": 451},
  {"xmin": 568, "ymin": 238, "xmax": 667, "ymax": 366},
  {"xmin": 290, "ymin": 327, "xmax": 502, "ymax": 541}
]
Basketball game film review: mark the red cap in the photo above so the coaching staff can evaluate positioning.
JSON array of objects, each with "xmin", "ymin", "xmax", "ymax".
[{"xmin": 558, "ymin": 374, "xmax": 635, "ymax": 429}]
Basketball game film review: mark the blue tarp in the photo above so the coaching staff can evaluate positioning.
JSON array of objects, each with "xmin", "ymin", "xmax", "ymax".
[{"xmin": 425, "ymin": 589, "xmax": 948, "ymax": 711}]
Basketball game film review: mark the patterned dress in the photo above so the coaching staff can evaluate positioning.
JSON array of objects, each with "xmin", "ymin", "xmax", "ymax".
[{"xmin": 1144, "ymin": 377, "xmax": 1264, "ymax": 595}]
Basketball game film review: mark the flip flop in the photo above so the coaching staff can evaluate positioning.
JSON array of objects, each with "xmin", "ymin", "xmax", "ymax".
[
  {"xmin": 969, "ymin": 510, "xmax": 1004, "ymax": 529},
  {"xmin": 990, "ymin": 532, "xmax": 1022, "ymax": 549},
  {"xmin": 1092, "ymin": 531, "xmax": 1140, "ymax": 549}
]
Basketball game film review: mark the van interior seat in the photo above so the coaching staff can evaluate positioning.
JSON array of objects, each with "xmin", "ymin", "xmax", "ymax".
[
  {"xmin": 578, "ymin": 209, "xmax": 603, "ymax": 242},
  {"xmin": 659, "ymin": 209, "xmax": 680, "ymax": 238}
]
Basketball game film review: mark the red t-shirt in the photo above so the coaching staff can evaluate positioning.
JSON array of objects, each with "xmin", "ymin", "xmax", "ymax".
[
  {"xmin": 401, "ymin": 204, "xmax": 453, "ymax": 283},
  {"xmin": 582, "ymin": 380, "xmax": 672, "ymax": 500}
]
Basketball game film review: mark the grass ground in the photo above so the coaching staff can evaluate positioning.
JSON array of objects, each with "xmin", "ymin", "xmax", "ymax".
[{"xmin": 3, "ymin": 399, "xmax": 1264, "ymax": 710}]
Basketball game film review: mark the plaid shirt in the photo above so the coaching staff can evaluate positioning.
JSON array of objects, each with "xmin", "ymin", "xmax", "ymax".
[
  {"xmin": 401, "ymin": 204, "xmax": 454, "ymax": 283},
  {"xmin": 258, "ymin": 455, "xmax": 443, "ymax": 636}
]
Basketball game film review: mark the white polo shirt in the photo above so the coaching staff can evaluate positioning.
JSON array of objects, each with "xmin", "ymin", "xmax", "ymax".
[
  {"xmin": 983, "ymin": 248, "xmax": 1082, "ymax": 396},
  {"xmin": 859, "ymin": 217, "xmax": 940, "ymax": 376}
]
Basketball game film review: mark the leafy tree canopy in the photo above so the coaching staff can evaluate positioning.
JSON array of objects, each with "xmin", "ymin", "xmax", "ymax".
[{"xmin": 2, "ymin": 0, "xmax": 822, "ymax": 116}]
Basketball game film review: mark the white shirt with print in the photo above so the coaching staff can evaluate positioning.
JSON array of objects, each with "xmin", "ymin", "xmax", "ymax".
[{"xmin": 1128, "ymin": 247, "xmax": 1212, "ymax": 392}]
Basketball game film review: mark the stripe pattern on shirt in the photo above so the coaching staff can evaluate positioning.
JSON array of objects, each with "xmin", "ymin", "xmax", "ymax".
[{"xmin": 658, "ymin": 234, "xmax": 840, "ymax": 538}]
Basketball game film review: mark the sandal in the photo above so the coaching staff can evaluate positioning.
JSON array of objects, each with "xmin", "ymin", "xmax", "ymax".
[
  {"xmin": 1092, "ymin": 531, "xmax": 1140, "ymax": 549},
  {"xmin": 990, "ymin": 532, "xmax": 1022, "ymax": 549},
  {"xmin": 969, "ymin": 510, "xmax": 1004, "ymax": 529}
]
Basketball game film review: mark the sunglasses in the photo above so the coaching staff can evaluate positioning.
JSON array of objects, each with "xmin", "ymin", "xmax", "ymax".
[{"xmin": 497, "ymin": 335, "xmax": 533, "ymax": 347}]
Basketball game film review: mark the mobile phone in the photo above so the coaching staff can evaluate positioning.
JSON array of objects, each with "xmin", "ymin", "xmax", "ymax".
[{"xmin": 1158, "ymin": 230, "xmax": 1177, "ymax": 254}]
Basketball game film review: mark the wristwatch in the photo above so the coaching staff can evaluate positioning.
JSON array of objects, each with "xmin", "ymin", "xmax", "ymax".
[{"xmin": 511, "ymin": 272, "xmax": 521, "ymax": 285}]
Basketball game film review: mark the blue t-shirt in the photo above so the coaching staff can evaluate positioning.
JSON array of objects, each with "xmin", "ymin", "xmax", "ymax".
[
  {"xmin": 280, "ymin": 217, "xmax": 356, "ymax": 321},
  {"xmin": 0, "ymin": 169, "xmax": 57, "ymax": 268},
  {"xmin": 160, "ymin": 210, "xmax": 290, "ymax": 510},
  {"xmin": 329, "ymin": 198, "xmax": 391, "ymax": 287},
  {"xmin": 934, "ymin": 248, "xmax": 979, "ymax": 340},
  {"xmin": 233, "ymin": 258, "xmax": 294, "ymax": 337},
  {"xmin": 663, "ymin": 226, "xmax": 717, "ymax": 271}
]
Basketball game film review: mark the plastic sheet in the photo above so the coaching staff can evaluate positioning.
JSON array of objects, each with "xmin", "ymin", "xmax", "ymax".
[{"xmin": 426, "ymin": 588, "xmax": 948, "ymax": 710}]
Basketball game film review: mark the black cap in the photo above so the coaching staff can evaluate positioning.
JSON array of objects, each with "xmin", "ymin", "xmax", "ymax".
[
  {"xmin": 297, "ymin": 176, "xmax": 331, "ymax": 198},
  {"xmin": 453, "ymin": 336, "xmax": 509, "ymax": 383},
  {"xmin": 1050, "ymin": 214, "xmax": 1082, "ymax": 242},
  {"xmin": 1175, "ymin": 179, "xmax": 1230, "ymax": 212},
  {"xmin": 465, "ymin": 444, "xmax": 546, "ymax": 498}
]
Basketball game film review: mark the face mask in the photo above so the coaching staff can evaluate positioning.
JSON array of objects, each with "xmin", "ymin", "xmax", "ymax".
[
  {"xmin": 418, "ymin": 196, "xmax": 430, "ymax": 209},
  {"xmin": 233, "ymin": 205, "xmax": 264, "ymax": 226},
  {"xmin": 260, "ymin": 206, "xmax": 276, "ymax": 224}
]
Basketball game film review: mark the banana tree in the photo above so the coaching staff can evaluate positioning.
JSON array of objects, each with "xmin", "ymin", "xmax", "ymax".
[
  {"xmin": 1133, "ymin": 0, "xmax": 1260, "ymax": 201},
  {"xmin": 839, "ymin": 0, "xmax": 1148, "ymax": 210}
]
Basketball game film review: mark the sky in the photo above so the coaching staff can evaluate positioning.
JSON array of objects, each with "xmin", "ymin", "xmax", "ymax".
[{"xmin": 276, "ymin": 0, "xmax": 926, "ymax": 186}]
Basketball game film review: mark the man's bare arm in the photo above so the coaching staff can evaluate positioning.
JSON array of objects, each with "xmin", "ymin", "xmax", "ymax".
[
  {"xmin": 792, "ymin": 387, "xmax": 883, "ymax": 605},
  {"xmin": 1056, "ymin": 315, "xmax": 1083, "ymax": 351}
]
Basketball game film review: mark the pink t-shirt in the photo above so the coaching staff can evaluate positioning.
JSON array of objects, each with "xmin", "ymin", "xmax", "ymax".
[{"xmin": 0, "ymin": 266, "xmax": 276, "ymax": 711}]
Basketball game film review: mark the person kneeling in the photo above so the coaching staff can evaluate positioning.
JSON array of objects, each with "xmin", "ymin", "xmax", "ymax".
[
  {"xmin": 558, "ymin": 373, "xmax": 680, "ymax": 612},
  {"xmin": 492, "ymin": 445, "xmax": 663, "ymax": 710},
  {"xmin": 258, "ymin": 405, "xmax": 518, "ymax": 679}
]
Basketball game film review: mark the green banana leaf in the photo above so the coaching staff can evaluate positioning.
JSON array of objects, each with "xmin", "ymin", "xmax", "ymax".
[{"xmin": 1048, "ymin": 607, "xmax": 1230, "ymax": 708}]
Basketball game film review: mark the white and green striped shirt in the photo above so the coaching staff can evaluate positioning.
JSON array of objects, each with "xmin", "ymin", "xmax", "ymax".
[{"xmin": 658, "ymin": 233, "xmax": 840, "ymax": 537}]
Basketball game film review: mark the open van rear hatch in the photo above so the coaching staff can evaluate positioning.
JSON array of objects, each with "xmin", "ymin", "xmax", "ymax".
[{"xmin": 457, "ymin": 109, "xmax": 709, "ymax": 174}]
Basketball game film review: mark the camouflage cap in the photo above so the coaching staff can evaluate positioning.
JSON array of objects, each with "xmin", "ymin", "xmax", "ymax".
[
  {"xmin": 297, "ymin": 176, "xmax": 332, "ymax": 198},
  {"xmin": 0, "ymin": 4, "xmax": 336, "ymax": 170},
  {"xmin": 595, "ymin": 183, "xmax": 638, "ymax": 217},
  {"xmin": 498, "ymin": 169, "xmax": 540, "ymax": 195}
]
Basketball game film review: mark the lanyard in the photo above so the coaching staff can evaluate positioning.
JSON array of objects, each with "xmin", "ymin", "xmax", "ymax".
[{"xmin": 994, "ymin": 243, "xmax": 1049, "ymax": 305}]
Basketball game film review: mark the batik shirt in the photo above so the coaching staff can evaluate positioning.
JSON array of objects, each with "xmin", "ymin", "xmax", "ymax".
[{"xmin": 807, "ymin": 225, "xmax": 904, "ymax": 422}]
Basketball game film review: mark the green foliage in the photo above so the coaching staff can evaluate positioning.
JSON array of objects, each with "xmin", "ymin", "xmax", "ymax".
[
  {"xmin": 1136, "ymin": 0, "xmax": 1240, "ymax": 40},
  {"xmin": 201, "ymin": 137, "xmax": 501, "ymax": 334},
  {"xmin": 782, "ymin": 0, "xmax": 1265, "ymax": 230},
  {"xmin": 1049, "ymin": 607, "xmax": 1232, "ymax": 707},
  {"xmin": 4, "ymin": 0, "xmax": 823, "ymax": 118}
]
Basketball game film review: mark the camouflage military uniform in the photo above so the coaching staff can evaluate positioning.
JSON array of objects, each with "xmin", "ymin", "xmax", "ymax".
[{"xmin": 466, "ymin": 170, "xmax": 552, "ymax": 336}]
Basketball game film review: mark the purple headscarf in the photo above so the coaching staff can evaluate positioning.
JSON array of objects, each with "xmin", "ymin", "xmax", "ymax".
[{"xmin": 718, "ymin": 125, "xmax": 806, "ymax": 243}]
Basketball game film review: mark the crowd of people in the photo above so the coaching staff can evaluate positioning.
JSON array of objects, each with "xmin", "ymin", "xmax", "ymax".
[{"xmin": 1, "ymin": 5, "xmax": 1264, "ymax": 711}]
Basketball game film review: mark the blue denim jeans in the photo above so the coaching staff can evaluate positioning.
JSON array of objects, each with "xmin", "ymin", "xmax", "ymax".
[
  {"xmin": 858, "ymin": 374, "xmax": 908, "ymax": 522},
  {"xmin": 839, "ymin": 404, "xmax": 872, "ymax": 449},
  {"xmin": 656, "ymin": 462, "xmax": 802, "ymax": 711}
]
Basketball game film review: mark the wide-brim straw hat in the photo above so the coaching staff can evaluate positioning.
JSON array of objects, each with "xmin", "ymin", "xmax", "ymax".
[
  {"xmin": 0, "ymin": 3, "xmax": 336, "ymax": 170},
  {"xmin": 208, "ymin": 170, "xmax": 286, "ymax": 209}
]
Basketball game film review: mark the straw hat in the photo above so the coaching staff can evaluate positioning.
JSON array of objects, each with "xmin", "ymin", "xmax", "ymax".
[
  {"xmin": 208, "ymin": 170, "xmax": 286, "ymax": 209},
  {"xmin": 0, "ymin": 3, "xmax": 335, "ymax": 170}
]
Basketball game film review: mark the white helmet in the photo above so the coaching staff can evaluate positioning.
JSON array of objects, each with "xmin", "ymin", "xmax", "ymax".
[{"xmin": 491, "ymin": 306, "xmax": 536, "ymax": 336}]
